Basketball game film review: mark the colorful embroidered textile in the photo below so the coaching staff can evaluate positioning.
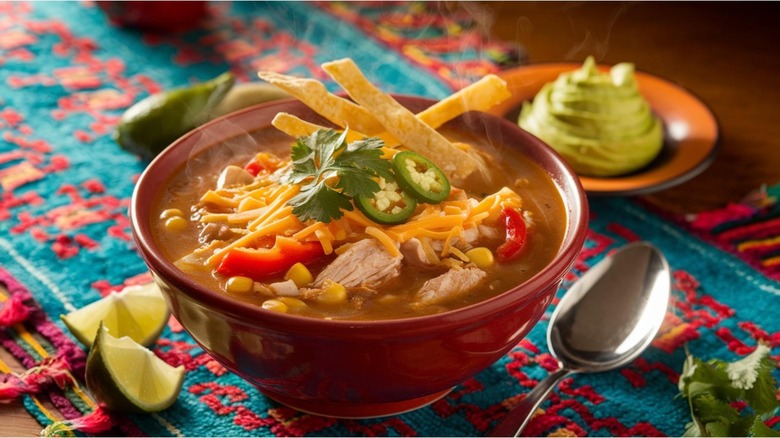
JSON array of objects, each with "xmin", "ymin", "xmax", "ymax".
[
  {"xmin": 678, "ymin": 184, "xmax": 780, "ymax": 282},
  {"xmin": 1, "ymin": 2, "xmax": 778, "ymax": 436}
]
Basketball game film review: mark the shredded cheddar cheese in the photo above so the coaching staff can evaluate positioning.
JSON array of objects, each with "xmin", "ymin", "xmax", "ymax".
[
  {"xmin": 292, "ymin": 222, "xmax": 327, "ymax": 241},
  {"xmin": 201, "ymin": 191, "xmax": 240, "ymax": 208},
  {"xmin": 193, "ymin": 151, "xmax": 524, "ymax": 272},
  {"xmin": 449, "ymin": 246, "xmax": 470, "ymax": 263},
  {"xmin": 314, "ymin": 228, "xmax": 334, "ymax": 255}
]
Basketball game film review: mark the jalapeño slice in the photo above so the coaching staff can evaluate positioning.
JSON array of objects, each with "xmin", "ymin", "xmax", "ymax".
[
  {"xmin": 355, "ymin": 176, "xmax": 417, "ymax": 225},
  {"xmin": 392, "ymin": 151, "xmax": 451, "ymax": 204}
]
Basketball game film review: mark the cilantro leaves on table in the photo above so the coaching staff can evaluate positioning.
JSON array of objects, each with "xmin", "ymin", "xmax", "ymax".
[
  {"xmin": 283, "ymin": 128, "xmax": 393, "ymax": 223},
  {"xmin": 679, "ymin": 343, "xmax": 780, "ymax": 437}
]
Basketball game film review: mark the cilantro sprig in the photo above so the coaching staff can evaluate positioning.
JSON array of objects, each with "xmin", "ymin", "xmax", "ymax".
[
  {"xmin": 678, "ymin": 343, "xmax": 780, "ymax": 437},
  {"xmin": 283, "ymin": 128, "xmax": 393, "ymax": 223}
]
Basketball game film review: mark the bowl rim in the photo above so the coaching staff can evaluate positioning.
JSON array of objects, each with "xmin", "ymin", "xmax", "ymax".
[{"xmin": 130, "ymin": 95, "xmax": 589, "ymax": 337}]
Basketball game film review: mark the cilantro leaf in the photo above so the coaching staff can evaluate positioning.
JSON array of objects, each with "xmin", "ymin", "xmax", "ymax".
[
  {"xmin": 284, "ymin": 129, "xmax": 345, "ymax": 185},
  {"xmin": 678, "ymin": 343, "xmax": 780, "ymax": 437},
  {"xmin": 750, "ymin": 417, "xmax": 780, "ymax": 437},
  {"xmin": 691, "ymin": 392, "xmax": 745, "ymax": 437},
  {"xmin": 314, "ymin": 129, "xmax": 345, "ymax": 170},
  {"xmin": 288, "ymin": 180, "xmax": 353, "ymax": 222},
  {"xmin": 683, "ymin": 420, "xmax": 702, "ymax": 437},
  {"xmin": 333, "ymin": 167, "xmax": 382, "ymax": 200},
  {"xmin": 285, "ymin": 138, "xmax": 317, "ymax": 184},
  {"xmin": 681, "ymin": 355, "xmax": 741, "ymax": 402},
  {"xmin": 330, "ymin": 136, "xmax": 392, "ymax": 200},
  {"xmin": 728, "ymin": 344, "xmax": 779, "ymax": 414},
  {"xmin": 283, "ymin": 128, "xmax": 391, "ymax": 223},
  {"xmin": 341, "ymin": 137, "xmax": 394, "ymax": 180}
]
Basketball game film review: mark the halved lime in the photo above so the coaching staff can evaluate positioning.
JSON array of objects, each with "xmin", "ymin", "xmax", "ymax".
[
  {"xmin": 86, "ymin": 322, "xmax": 185, "ymax": 413},
  {"xmin": 61, "ymin": 282, "xmax": 169, "ymax": 348}
]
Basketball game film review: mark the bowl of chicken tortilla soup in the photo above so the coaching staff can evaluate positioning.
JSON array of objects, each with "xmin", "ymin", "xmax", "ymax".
[{"xmin": 130, "ymin": 63, "xmax": 588, "ymax": 418}]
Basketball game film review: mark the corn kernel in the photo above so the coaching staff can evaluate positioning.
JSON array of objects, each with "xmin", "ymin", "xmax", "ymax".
[
  {"xmin": 316, "ymin": 281, "xmax": 347, "ymax": 304},
  {"xmin": 278, "ymin": 297, "xmax": 308, "ymax": 312},
  {"xmin": 226, "ymin": 276, "xmax": 254, "ymax": 294},
  {"xmin": 160, "ymin": 208, "xmax": 183, "ymax": 219},
  {"xmin": 164, "ymin": 216, "xmax": 188, "ymax": 232},
  {"xmin": 465, "ymin": 247, "xmax": 494, "ymax": 269},
  {"xmin": 261, "ymin": 299, "xmax": 288, "ymax": 313},
  {"xmin": 284, "ymin": 262, "xmax": 314, "ymax": 288}
]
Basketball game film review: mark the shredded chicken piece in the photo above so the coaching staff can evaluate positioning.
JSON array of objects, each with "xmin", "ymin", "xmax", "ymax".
[
  {"xmin": 313, "ymin": 239, "xmax": 402, "ymax": 288},
  {"xmin": 413, "ymin": 266, "xmax": 487, "ymax": 307},
  {"xmin": 216, "ymin": 165, "xmax": 255, "ymax": 189},
  {"xmin": 400, "ymin": 238, "xmax": 438, "ymax": 268},
  {"xmin": 198, "ymin": 223, "xmax": 233, "ymax": 244},
  {"xmin": 268, "ymin": 279, "xmax": 300, "ymax": 297}
]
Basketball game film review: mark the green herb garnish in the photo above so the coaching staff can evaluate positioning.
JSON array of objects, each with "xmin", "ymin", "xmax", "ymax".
[
  {"xmin": 283, "ymin": 128, "xmax": 393, "ymax": 223},
  {"xmin": 679, "ymin": 343, "xmax": 779, "ymax": 437}
]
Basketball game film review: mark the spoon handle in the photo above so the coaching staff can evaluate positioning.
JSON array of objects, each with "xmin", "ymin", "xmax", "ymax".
[{"xmin": 488, "ymin": 367, "xmax": 573, "ymax": 437}]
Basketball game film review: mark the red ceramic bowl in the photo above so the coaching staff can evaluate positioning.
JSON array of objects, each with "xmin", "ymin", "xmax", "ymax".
[{"xmin": 130, "ymin": 96, "xmax": 589, "ymax": 418}]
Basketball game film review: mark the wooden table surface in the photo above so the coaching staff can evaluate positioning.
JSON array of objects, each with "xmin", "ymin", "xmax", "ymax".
[
  {"xmin": 3, "ymin": 2, "xmax": 779, "ymax": 436},
  {"xmin": 484, "ymin": 1, "xmax": 780, "ymax": 214}
]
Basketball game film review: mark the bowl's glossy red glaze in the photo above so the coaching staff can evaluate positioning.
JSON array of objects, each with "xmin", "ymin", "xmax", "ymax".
[{"xmin": 130, "ymin": 96, "xmax": 589, "ymax": 418}]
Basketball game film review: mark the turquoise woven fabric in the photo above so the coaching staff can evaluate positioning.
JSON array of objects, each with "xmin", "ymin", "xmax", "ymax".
[{"xmin": 1, "ymin": 2, "xmax": 778, "ymax": 436}]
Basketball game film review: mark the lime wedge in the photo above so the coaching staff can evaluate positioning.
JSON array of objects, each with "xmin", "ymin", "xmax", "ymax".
[
  {"xmin": 61, "ymin": 282, "xmax": 169, "ymax": 348},
  {"xmin": 114, "ymin": 72, "xmax": 235, "ymax": 160},
  {"xmin": 86, "ymin": 322, "xmax": 185, "ymax": 413}
]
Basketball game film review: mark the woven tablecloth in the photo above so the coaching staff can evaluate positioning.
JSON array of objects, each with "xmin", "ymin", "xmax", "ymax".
[{"xmin": 1, "ymin": 2, "xmax": 778, "ymax": 436}]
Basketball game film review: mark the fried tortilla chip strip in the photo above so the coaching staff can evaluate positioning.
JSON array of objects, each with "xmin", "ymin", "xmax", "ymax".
[
  {"xmin": 272, "ymin": 112, "xmax": 328, "ymax": 139},
  {"xmin": 257, "ymin": 71, "xmax": 387, "ymax": 136},
  {"xmin": 417, "ymin": 74, "xmax": 511, "ymax": 129},
  {"xmin": 321, "ymin": 58, "xmax": 479, "ymax": 182},
  {"xmin": 272, "ymin": 112, "xmax": 395, "ymax": 145}
]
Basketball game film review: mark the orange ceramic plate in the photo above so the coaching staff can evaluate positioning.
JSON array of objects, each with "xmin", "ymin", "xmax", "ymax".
[{"xmin": 488, "ymin": 63, "xmax": 720, "ymax": 196}]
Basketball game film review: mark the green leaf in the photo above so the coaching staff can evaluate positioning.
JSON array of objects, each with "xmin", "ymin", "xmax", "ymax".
[
  {"xmin": 313, "ymin": 129, "xmax": 345, "ymax": 170},
  {"xmin": 680, "ymin": 351, "xmax": 699, "ymax": 393},
  {"xmin": 727, "ymin": 344, "xmax": 770, "ymax": 390},
  {"xmin": 692, "ymin": 392, "xmax": 740, "ymax": 437},
  {"xmin": 731, "ymin": 416, "xmax": 762, "ymax": 437},
  {"xmin": 683, "ymin": 420, "xmax": 702, "ymax": 437},
  {"xmin": 289, "ymin": 181, "xmax": 353, "ymax": 223},
  {"xmin": 683, "ymin": 355, "xmax": 740, "ymax": 401},
  {"xmin": 678, "ymin": 343, "xmax": 780, "ymax": 437},
  {"xmin": 705, "ymin": 421, "xmax": 732, "ymax": 437},
  {"xmin": 340, "ymin": 137, "xmax": 394, "ymax": 180},
  {"xmin": 728, "ymin": 344, "xmax": 779, "ymax": 415},
  {"xmin": 285, "ymin": 139, "xmax": 317, "ymax": 184},
  {"xmin": 290, "ymin": 137, "xmax": 314, "ymax": 162},
  {"xmin": 282, "ymin": 128, "xmax": 391, "ymax": 223},
  {"xmin": 750, "ymin": 417, "xmax": 780, "ymax": 437},
  {"xmin": 333, "ymin": 168, "xmax": 382, "ymax": 199}
]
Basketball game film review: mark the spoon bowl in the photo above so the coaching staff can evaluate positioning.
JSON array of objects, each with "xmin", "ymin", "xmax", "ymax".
[{"xmin": 490, "ymin": 241, "xmax": 671, "ymax": 437}]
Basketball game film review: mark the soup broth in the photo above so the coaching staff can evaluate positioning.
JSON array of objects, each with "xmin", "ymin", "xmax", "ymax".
[{"xmin": 151, "ymin": 125, "xmax": 567, "ymax": 321}]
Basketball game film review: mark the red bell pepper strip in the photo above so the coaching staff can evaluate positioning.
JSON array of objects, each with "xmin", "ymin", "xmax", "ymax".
[
  {"xmin": 243, "ymin": 161, "xmax": 265, "ymax": 177},
  {"xmin": 496, "ymin": 206, "xmax": 527, "ymax": 263},
  {"xmin": 216, "ymin": 236, "xmax": 325, "ymax": 281}
]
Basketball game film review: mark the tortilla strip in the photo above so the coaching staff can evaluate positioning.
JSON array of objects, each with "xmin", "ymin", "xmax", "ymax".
[
  {"xmin": 272, "ymin": 112, "xmax": 397, "ymax": 145},
  {"xmin": 417, "ymin": 74, "xmax": 511, "ymax": 129},
  {"xmin": 272, "ymin": 112, "xmax": 329, "ymax": 139},
  {"xmin": 257, "ymin": 71, "xmax": 386, "ymax": 135},
  {"xmin": 321, "ymin": 58, "xmax": 479, "ymax": 182}
]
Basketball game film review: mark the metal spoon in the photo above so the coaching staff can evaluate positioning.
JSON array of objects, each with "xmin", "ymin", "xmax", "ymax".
[{"xmin": 489, "ymin": 241, "xmax": 671, "ymax": 437}]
